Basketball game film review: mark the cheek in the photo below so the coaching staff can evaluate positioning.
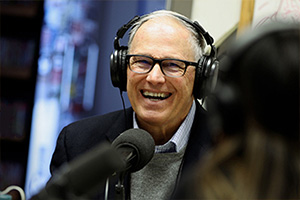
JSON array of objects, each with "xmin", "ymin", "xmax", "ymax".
[
  {"xmin": 127, "ymin": 69, "xmax": 134, "ymax": 91},
  {"xmin": 126, "ymin": 71, "xmax": 136, "ymax": 106},
  {"xmin": 126, "ymin": 69, "xmax": 143, "ymax": 93},
  {"xmin": 181, "ymin": 69, "xmax": 196, "ymax": 95}
]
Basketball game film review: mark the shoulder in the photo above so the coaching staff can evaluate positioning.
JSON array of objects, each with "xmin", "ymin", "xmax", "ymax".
[
  {"xmin": 68, "ymin": 109, "xmax": 130, "ymax": 130},
  {"xmin": 58, "ymin": 108, "xmax": 133, "ymax": 158},
  {"xmin": 192, "ymin": 100, "xmax": 210, "ymax": 139},
  {"xmin": 50, "ymin": 108, "xmax": 133, "ymax": 173},
  {"xmin": 64, "ymin": 107, "xmax": 133, "ymax": 142},
  {"xmin": 184, "ymin": 100, "xmax": 211, "ymax": 164},
  {"xmin": 194, "ymin": 100, "xmax": 207, "ymax": 120}
]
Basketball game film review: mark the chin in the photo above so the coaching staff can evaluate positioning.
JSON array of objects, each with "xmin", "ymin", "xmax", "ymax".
[{"xmin": 138, "ymin": 110, "xmax": 168, "ymax": 124}]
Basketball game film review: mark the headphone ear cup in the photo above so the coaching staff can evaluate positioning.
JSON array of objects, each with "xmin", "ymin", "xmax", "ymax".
[
  {"xmin": 119, "ymin": 47, "xmax": 128, "ymax": 91},
  {"xmin": 110, "ymin": 49, "xmax": 120, "ymax": 88},
  {"xmin": 193, "ymin": 58, "xmax": 204, "ymax": 99},
  {"xmin": 194, "ymin": 55, "xmax": 219, "ymax": 99},
  {"xmin": 110, "ymin": 47, "xmax": 128, "ymax": 91}
]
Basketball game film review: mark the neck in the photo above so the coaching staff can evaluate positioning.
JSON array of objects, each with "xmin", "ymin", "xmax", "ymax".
[
  {"xmin": 138, "ymin": 121, "xmax": 179, "ymax": 145},
  {"xmin": 136, "ymin": 109, "xmax": 190, "ymax": 145}
]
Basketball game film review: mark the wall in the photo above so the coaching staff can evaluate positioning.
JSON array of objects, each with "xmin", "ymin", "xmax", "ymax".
[
  {"xmin": 252, "ymin": 0, "xmax": 300, "ymax": 28},
  {"xmin": 191, "ymin": 0, "xmax": 242, "ymax": 47}
]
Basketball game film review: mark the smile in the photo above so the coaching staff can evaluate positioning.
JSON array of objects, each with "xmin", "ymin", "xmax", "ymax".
[{"xmin": 141, "ymin": 90, "xmax": 172, "ymax": 101}]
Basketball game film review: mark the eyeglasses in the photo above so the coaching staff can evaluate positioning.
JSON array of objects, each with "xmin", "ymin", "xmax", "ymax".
[{"xmin": 126, "ymin": 54, "xmax": 198, "ymax": 77}]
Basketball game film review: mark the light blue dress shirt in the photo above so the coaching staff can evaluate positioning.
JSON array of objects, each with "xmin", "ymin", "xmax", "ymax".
[{"xmin": 133, "ymin": 100, "xmax": 196, "ymax": 153}]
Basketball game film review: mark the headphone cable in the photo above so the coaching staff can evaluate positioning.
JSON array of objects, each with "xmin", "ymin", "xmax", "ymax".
[
  {"xmin": 119, "ymin": 89, "xmax": 129, "ymax": 130},
  {"xmin": 103, "ymin": 90, "xmax": 128, "ymax": 200}
]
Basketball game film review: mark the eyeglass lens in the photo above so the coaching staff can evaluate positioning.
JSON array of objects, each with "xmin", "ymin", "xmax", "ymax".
[{"xmin": 128, "ymin": 55, "xmax": 187, "ymax": 77}]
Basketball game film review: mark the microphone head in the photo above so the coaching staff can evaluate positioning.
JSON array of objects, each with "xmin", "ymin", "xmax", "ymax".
[{"xmin": 112, "ymin": 128, "xmax": 155, "ymax": 172}]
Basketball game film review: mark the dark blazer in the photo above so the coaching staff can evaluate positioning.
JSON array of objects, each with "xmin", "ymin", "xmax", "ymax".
[{"xmin": 49, "ymin": 100, "xmax": 212, "ymax": 199}]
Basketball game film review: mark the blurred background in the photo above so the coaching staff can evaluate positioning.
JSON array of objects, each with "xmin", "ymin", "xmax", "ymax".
[{"xmin": 1, "ymin": 0, "xmax": 298, "ymax": 199}]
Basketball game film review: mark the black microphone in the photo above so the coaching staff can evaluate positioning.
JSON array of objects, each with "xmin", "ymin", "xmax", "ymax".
[
  {"xmin": 31, "ymin": 128, "xmax": 155, "ymax": 200},
  {"xmin": 112, "ymin": 128, "xmax": 155, "ymax": 172}
]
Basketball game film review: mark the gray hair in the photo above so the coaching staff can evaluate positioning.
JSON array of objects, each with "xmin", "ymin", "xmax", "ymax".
[{"xmin": 128, "ymin": 10, "xmax": 206, "ymax": 61}]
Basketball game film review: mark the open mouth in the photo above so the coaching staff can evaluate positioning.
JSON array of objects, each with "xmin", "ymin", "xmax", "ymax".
[{"xmin": 141, "ymin": 90, "xmax": 172, "ymax": 101}]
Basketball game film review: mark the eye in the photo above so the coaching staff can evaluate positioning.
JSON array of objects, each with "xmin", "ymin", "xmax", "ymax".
[
  {"xmin": 163, "ymin": 60, "xmax": 185, "ymax": 71},
  {"xmin": 129, "ymin": 56, "xmax": 153, "ymax": 72},
  {"xmin": 136, "ymin": 58, "xmax": 151, "ymax": 65},
  {"xmin": 135, "ymin": 57, "xmax": 152, "ymax": 67}
]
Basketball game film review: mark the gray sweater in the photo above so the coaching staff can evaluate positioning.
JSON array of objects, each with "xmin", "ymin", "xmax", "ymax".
[{"xmin": 130, "ymin": 148, "xmax": 186, "ymax": 200}]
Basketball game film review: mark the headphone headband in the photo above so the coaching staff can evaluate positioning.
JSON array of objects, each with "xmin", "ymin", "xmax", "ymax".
[
  {"xmin": 114, "ymin": 16, "xmax": 141, "ymax": 49},
  {"xmin": 114, "ymin": 14, "xmax": 215, "ymax": 52},
  {"xmin": 175, "ymin": 16, "xmax": 214, "ymax": 47}
]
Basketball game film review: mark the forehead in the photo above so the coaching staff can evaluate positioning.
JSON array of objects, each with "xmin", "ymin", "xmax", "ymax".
[
  {"xmin": 129, "ymin": 16, "xmax": 194, "ymax": 59},
  {"xmin": 137, "ymin": 16, "xmax": 190, "ymax": 39}
]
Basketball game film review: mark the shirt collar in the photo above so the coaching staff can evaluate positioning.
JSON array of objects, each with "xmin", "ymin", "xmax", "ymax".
[{"xmin": 133, "ymin": 100, "xmax": 196, "ymax": 153}]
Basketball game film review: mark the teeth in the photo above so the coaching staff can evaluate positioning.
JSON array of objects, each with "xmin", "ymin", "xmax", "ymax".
[{"xmin": 143, "ymin": 91, "xmax": 169, "ymax": 98}]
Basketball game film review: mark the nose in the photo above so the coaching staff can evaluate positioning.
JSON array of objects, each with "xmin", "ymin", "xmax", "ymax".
[{"xmin": 146, "ymin": 63, "xmax": 166, "ymax": 84}]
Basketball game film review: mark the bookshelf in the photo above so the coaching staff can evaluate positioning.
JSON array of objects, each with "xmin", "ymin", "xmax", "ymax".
[{"xmin": 0, "ymin": 1, "xmax": 44, "ymax": 190}]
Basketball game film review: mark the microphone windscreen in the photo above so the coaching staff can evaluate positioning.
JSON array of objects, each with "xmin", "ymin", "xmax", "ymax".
[
  {"xmin": 112, "ymin": 128, "xmax": 155, "ymax": 172},
  {"xmin": 44, "ymin": 142, "xmax": 125, "ymax": 198}
]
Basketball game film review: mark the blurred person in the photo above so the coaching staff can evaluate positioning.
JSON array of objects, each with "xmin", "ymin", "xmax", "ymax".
[
  {"xmin": 48, "ymin": 10, "xmax": 219, "ymax": 199},
  {"xmin": 176, "ymin": 22, "xmax": 300, "ymax": 199}
]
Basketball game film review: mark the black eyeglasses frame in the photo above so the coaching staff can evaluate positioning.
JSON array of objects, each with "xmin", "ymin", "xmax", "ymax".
[{"xmin": 126, "ymin": 54, "xmax": 199, "ymax": 77}]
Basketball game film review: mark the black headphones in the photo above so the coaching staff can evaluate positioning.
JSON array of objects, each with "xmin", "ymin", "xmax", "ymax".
[
  {"xmin": 206, "ymin": 22, "xmax": 300, "ymax": 138},
  {"xmin": 110, "ymin": 14, "xmax": 219, "ymax": 99}
]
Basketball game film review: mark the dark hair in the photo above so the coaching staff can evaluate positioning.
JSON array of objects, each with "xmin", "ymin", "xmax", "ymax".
[
  {"xmin": 236, "ymin": 25, "xmax": 299, "ymax": 138},
  {"xmin": 210, "ymin": 22, "xmax": 299, "ymax": 140},
  {"xmin": 178, "ymin": 22, "xmax": 300, "ymax": 199}
]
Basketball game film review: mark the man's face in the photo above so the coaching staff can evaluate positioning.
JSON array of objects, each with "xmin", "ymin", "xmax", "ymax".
[{"xmin": 127, "ymin": 17, "xmax": 196, "ymax": 129}]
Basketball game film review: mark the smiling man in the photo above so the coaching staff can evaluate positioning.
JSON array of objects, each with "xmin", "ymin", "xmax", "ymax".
[
  {"xmin": 127, "ymin": 16, "xmax": 196, "ymax": 145},
  {"xmin": 49, "ymin": 10, "xmax": 217, "ymax": 199}
]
